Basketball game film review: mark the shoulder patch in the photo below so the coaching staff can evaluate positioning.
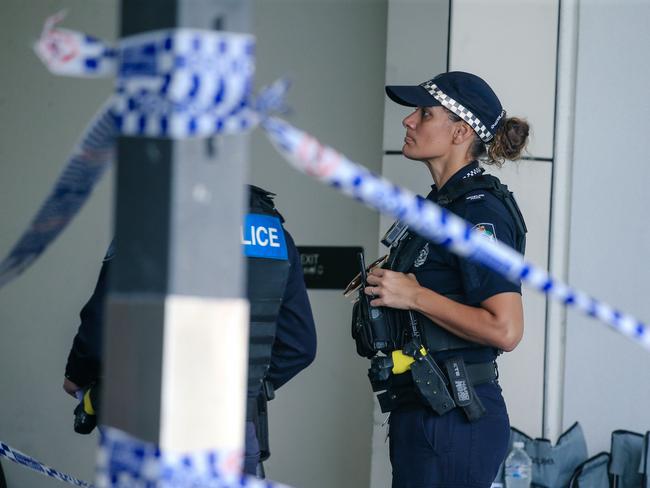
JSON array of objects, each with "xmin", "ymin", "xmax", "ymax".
[
  {"xmin": 472, "ymin": 223, "xmax": 497, "ymax": 242},
  {"xmin": 242, "ymin": 214, "xmax": 288, "ymax": 260}
]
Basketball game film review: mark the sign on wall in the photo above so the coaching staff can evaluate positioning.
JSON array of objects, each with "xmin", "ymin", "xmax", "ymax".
[{"xmin": 297, "ymin": 246, "xmax": 363, "ymax": 290}]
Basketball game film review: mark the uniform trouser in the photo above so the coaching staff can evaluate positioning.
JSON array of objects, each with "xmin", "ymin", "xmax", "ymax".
[
  {"xmin": 244, "ymin": 420, "xmax": 261, "ymax": 477},
  {"xmin": 389, "ymin": 382, "xmax": 509, "ymax": 488}
]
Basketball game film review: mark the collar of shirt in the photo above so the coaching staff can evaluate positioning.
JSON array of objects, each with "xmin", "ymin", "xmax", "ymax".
[{"xmin": 426, "ymin": 160, "xmax": 482, "ymax": 200}]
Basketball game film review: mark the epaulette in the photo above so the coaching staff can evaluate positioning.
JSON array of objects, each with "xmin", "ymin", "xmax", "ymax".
[{"xmin": 248, "ymin": 184, "xmax": 285, "ymax": 222}]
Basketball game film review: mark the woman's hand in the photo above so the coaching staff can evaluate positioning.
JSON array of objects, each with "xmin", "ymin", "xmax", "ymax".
[
  {"xmin": 364, "ymin": 267, "xmax": 421, "ymax": 309},
  {"xmin": 63, "ymin": 377, "xmax": 81, "ymax": 398}
]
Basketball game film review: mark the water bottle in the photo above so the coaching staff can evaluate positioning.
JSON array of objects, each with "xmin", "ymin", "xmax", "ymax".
[{"xmin": 504, "ymin": 441, "xmax": 532, "ymax": 488}]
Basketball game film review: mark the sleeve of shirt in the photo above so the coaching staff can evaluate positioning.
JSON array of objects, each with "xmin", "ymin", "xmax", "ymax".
[
  {"xmin": 64, "ymin": 259, "xmax": 110, "ymax": 387},
  {"xmin": 266, "ymin": 229, "xmax": 317, "ymax": 390},
  {"xmin": 458, "ymin": 193, "xmax": 522, "ymax": 305}
]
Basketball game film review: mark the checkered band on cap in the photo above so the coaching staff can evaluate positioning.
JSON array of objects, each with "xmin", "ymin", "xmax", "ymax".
[{"xmin": 420, "ymin": 81, "xmax": 494, "ymax": 143}]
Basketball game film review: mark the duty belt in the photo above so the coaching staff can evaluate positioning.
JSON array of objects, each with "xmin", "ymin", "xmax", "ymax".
[{"xmin": 370, "ymin": 357, "xmax": 498, "ymax": 422}]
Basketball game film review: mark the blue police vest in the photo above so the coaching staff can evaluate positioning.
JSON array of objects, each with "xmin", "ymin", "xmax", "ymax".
[{"xmin": 244, "ymin": 186, "xmax": 291, "ymax": 400}]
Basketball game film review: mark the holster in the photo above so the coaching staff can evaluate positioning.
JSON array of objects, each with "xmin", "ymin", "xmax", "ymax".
[
  {"xmin": 256, "ymin": 380, "xmax": 275, "ymax": 462},
  {"xmin": 73, "ymin": 381, "xmax": 101, "ymax": 435},
  {"xmin": 403, "ymin": 341, "xmax": 456, "ymax": 416},
  {"xmin": 368, "ymin": 355, "xmax": 394, "ymax": 390}
]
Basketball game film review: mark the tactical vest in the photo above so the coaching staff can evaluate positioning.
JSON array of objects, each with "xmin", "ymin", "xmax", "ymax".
[
  {"xmin": 387, "ymin": 171, "xmax": 527, "ymax": 355},
  {"xmin": 245, "ymin": 185, "xmax": 291, "ymax": 400},
  {"xmin": 93, "ymin": 187, "xmax": 289, "ymax": 421}
]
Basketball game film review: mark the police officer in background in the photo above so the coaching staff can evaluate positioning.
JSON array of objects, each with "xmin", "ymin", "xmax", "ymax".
[
  {"xmin": 62, "ymin": 185, "xmax": 317, "ymax": 477},
  {"xmin": 353, "ymin": 71, "xmax": 530, "ymax": 487}
]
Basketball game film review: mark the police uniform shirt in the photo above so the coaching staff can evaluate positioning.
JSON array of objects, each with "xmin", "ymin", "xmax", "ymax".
[
  {"xmin": 411, "ymin": 160, "xmax": 522, "ymax": 363},
  {"xmin": 265, "ymin": 230, "xmax": 316, "ymax": 390}
]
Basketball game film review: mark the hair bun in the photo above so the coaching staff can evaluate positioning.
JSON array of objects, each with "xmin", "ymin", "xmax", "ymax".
[{"xmin": 488, "ymin": 117, "xmax": 530, "ymax": 164}]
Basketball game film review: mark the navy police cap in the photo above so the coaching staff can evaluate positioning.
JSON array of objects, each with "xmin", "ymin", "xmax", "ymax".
[{"xmin": 386, "ymin": 71, "xmax": 506, "ymax": 143}]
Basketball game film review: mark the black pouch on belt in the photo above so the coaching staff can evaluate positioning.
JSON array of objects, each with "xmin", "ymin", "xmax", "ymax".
[
  {"xmin": 403, "ymin": 341, "xmax": 455, "ymax": 416},
  {"xmin": 350, "ymin": 252, "xmax": 401, "ymax": 358},
  {"xmin": 444, "ymin": 356, "xmax": 486, "ymax": 422},
  {"xmin": 368, "ymin": 355, "xmax": 394, "ymax": 391}
]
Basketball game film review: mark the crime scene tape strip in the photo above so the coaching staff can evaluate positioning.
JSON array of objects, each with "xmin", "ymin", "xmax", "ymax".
[
  {"xmin": 261, "ymin": 117, "xmax": 650, "ymax": 352},
  {"xmin": 0, "ymin": 440, "xmax": 93, "ymax": 487},
  {"xmin": 0, "ymin": 104, "xmax": 116, "ymax": 289},
  {"xmin": 34, "ymin": 10, "xmax": 118, "ymax": 78},
  {"xmin": 1, "ymin": 427, "xmax": 293, "ymax": 488},
  {"xmin": 0, "ymin": 14, "xmax": 259, "ymax": 289},
  {"xmin": 96, "ymin": 426, "xmax": 291, "ymax": 488}
]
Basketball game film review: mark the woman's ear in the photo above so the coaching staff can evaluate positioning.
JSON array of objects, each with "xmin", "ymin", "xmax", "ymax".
[{"xmin": 452, "ymin": 121, "xmax": 474, "ymax": 145}]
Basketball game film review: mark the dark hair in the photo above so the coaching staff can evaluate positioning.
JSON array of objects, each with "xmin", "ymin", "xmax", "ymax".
[{"xmin": 446, "ymin": 110, "xmax": 530, "ymax": 166}]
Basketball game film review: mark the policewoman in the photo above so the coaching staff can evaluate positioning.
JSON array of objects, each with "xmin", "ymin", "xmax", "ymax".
[
  {"xmin": 364, "ymin": 72, "xmax": 529, "ymax": 487},
  {"xmin": 63, "ymin": 185, "xmax": 317, "ymax": 477}
]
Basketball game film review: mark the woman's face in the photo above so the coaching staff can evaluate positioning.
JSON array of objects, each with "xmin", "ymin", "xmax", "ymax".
[{"xmin": 401, "ymin": 106, "xmax": 456, "ymax": 162}]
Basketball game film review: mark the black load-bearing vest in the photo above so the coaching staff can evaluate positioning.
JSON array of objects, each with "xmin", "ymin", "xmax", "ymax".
[
  {"xmin": 387, "ymin": 172, "xmax": 527, "ymax": 354},
  {"xmin": 80, "ymin": 187, "xmax": 288, "ymax": 424},
  {"xmin": 245, "ymin": 185, "xmax": 291, "ymax": 399}
]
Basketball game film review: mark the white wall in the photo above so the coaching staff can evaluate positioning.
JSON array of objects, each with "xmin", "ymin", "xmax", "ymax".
[
  {"xmin": 449, "ymin": 0, "xmax": 559, "ymax": 439},
  {"xmin": 0, "ymin": 1, "xmax": 387, "ymax": 487},
  {"xmin": 562, "ymin": 0, "xmax": 650, "ymax": 454}
]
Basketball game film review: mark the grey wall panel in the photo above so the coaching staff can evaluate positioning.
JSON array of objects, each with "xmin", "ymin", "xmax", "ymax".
[
  {"xmin": 449, "ymin": 0, "xmax": 559, "ymax": 439},
  {"xmin": 489, "ymin": 160, "xmax": 552, "ymax": 438},
  {"xmin": 251, "ymin": 1, "xmax": 388, "ymax": 487},
  {"xmin": 449, "ymin": 0, "xmax": 559, "ymax": 159},
  {"xmin": 0, "ymin": 2, "xmax": 117, "ymax": 487},
  {"xmin": 383, "ymin": 0, "xmax": 450, "ymax": 151},
  {"xmin": 563, "ymin": 0, "xmax": 650, "ymax": 454}
]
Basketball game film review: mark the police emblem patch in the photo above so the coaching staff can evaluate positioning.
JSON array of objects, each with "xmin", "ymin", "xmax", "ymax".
[
  {"xmin": 473, "ymin": 223, "xmax": 496, "ymax": 241},
  {"xmin": 413, "ymin": 243, "xmax": 429, "ymax": 268}
]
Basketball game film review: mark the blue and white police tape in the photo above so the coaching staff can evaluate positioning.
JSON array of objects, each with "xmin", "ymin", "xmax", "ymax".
[
  {"xmin": 97, "ymin": 426, "xmax": 290, "ymax": 488},
  {"xmin": 0, "ymin": 428, "xmax": 293, "ymax": 488},
  {"xmin": 0, "ymin": 439, "xmax": 93, "ymax": 487},
  {"xmin": 261, "ymin": 116, "xmax": 650, "ymax": 351},
  {"xmin": 113, "ymin": 27, "xmax": 256, "ymax": 137},
  {"xmin": 35, "ymin": 12, "xmax": 258, "ymax": 138},
  {"xmin": 0, "ymin": 13, "xmax": 270, "ymax": 289},
  {"xmin": 0, "ymin": 103, "xmax": 116, "ymax": 289},
  {"xmin": 34, "ymin": 11, "xmax": 117, "ymax": 78}
]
